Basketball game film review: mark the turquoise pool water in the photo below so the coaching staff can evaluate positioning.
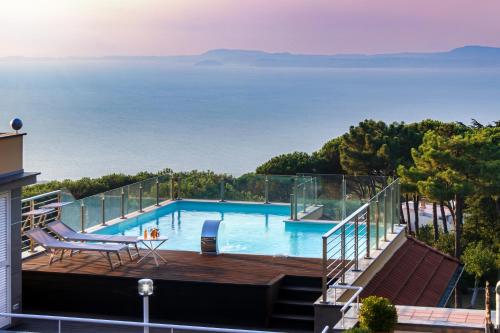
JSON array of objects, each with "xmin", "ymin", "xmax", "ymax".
[{"xmin": 95, "ymin": 201, "xmax": 336, "ymax": 258}]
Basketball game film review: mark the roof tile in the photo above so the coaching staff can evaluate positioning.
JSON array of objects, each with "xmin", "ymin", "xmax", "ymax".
[{"xmin": 361, "ymin": 237, "xmax": 461, "ymax": 307}]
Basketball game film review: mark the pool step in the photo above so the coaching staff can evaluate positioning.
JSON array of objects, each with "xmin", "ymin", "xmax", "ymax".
[{"xmin": 268, "ymin": 275, "xmax": 322, "ymax": 332}]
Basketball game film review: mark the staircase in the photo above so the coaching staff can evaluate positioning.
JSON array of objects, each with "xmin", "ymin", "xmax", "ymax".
[{"xmin": 269, "ymin": 276, "xmax": 322, "ymax": 332}]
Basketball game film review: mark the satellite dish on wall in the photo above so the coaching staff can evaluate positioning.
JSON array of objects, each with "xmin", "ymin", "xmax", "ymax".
[{"xmin": 10, "ymin": 118, "xmax": 23, "ymax": 134}]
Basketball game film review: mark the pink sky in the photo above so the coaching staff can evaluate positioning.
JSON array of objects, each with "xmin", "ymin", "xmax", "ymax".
[{"xmin": 1, "ymin": 0, "xmax": 499, "ymax": 57}]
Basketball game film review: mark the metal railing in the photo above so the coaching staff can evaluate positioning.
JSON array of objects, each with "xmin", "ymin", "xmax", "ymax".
[
  {"xmin": 321, "ymin": 203, "xmax": 369, "ymax": 302},
  {"xmin": 321, "ymin": 179, "xmax": 400, "ymax": 303},
  {"xmin": 21, "ymin": 190, "xmax": 74, "ymax": 252},
  {"xmin": 328, "ymin": 283, "xmax": 363, "ymax": 328},
  {"xmin": 0, "ymin": 312, "xmax": 280, "ymax": 333}
]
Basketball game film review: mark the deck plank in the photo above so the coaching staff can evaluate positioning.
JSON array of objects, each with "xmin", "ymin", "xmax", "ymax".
[{"xmin": 22, "ymin": 249, "xmax": 322, "ymax": 285}]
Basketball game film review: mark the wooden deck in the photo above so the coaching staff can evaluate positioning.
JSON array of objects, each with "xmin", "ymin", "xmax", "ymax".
[{"xmin": 22, "ymin": 249, "xmax": 322, "ymax": 285}]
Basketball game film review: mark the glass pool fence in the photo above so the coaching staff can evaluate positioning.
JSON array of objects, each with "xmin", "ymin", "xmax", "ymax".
[{"xmin": 21, "ymin": 173, "xmax": 397, "ymax": 254}]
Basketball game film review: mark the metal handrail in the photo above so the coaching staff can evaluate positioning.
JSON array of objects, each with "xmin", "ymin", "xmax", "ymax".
[
  {"xmin": 21, "ymin": 190, "xmax": 68, "ymax": 252},
  {"xmin": 321, "ymin": 178, "xmax": 400, "ymax": 303},
  {"xmin": 327, "ymin": 283, "xmax": 363, "ymax": 328},
  {"xmin": 21, "ymin": 190, "xmax": 65, "ymax": 203},
  {"xmin": 323, "ymin": 202, "xmax": 369, "ymax": 238},
  {"xmin": 0, "ymin": 312, "xmax": 280, "ymax": 333}
]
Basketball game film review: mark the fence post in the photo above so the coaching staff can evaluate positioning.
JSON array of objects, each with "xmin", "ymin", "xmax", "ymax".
[
  {"xmin": 341, "ymin": 224, "xmax": 346, "ymax": 284},
  {"xmin": 121, "ymin": 188, "xmax": 126, "ymax": 219},
  {"xmin": 293, "ymin": 178, "xmax": 298, "ymax": 220},
  {"xmin": 314, "ymin": 177, "xmax": 318, "ymax": 205},
  {"xmin": 383, "ymin": 192, "xmax": 388, "ymax": 242},
  {"xmin": 169, "ymin": 177, "xmax": 174, "ymax": 201},
  {"xmin": 390, "ymin": 186, "xmax": 394, "ymax": 234},
  {"xmin": 139, "ymin": 184, "xmax": 144, "ymax": 212},
  {"xmin": 396, "ymin": 180, "xmax": 401, "ymax": 225},
  {"xmin": 302, "ymin": 184, "xmax": 306, "ymax": 213},
  {"xmin": 101, "ymin": 195, "xmax": 106, "ymax": 225},
  {"xmin": 375, "ymin": 198, "xmax": 380, "ymax": 250},
  {"xmin": 342, "ymin": 175, "xmax": 346, "ymax": 220},
  {"xmin": 264, "ymin": 176, "xmax": 269, "ymax": 204},
  {"xmin": 219, "ymin": 180, "xmax": 225, "ymax": 202},
  {"xmin": 354, "ymin": 215, "xmax": 360, "ymax": 271},
  {"xmin": 366, "ymin": 205, "xmax": 371, "ymax": 259},
  {"xmin": 156, "ymin": 178, "xmax": 160, "ymax": 206},
  {"xmin": 322, "ymin": 236, "xmax": 328, "ymax": 303},
  {"xmin": 290, "ymin": 194, "xmax": 295, "ymax": 220},
  {"xmin": 80, "ymin": 202, "xmax": 86, "ymax": 233},
  {"xmin": 177, "ymin": 176, "xmax": 182, "ymax": 200}
]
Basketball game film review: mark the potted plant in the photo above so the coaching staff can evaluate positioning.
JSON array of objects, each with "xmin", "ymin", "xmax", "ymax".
[{"xmin": 358, "ymin": 296, "xmax": 398, "ymax": 333}]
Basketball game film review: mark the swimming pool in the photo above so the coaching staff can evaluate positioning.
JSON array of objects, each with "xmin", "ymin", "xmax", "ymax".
[{"xmin": 95, "ymin": 200, "xmax": 336, "ymax": 258}]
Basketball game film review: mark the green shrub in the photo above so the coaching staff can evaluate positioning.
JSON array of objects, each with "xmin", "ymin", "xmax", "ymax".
[
  {"xmin": 344, "ymin": 327, "xmax": 371, "ymax": 333},
  {"xmin": 359, "ymin": 296, "xmax": 398, "ymax": 332}
]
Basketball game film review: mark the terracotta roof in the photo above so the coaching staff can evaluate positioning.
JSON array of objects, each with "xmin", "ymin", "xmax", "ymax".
[{"xmin": 360, "ymin": 237, "xmax": 462, "ymax": 307}]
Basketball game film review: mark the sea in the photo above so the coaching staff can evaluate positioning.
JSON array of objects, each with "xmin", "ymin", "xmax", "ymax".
[{"xmin": 0, "ymin": 60, "xmax": 498, "ymax": 180}]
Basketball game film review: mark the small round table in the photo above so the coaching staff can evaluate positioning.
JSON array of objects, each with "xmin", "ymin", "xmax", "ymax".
[{"xmin": 136, "ymin": 237, "xmax": 168, "ymax": 267}]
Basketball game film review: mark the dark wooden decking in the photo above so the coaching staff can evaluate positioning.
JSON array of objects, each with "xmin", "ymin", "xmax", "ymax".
[{"xmin": 22, "ymin": 249, "xmax": 321, "ymax": 285}]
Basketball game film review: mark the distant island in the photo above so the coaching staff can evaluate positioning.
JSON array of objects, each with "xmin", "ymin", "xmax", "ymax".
[{"xmin": 4, "ymin": 45, "xmax": 500, "ymax": 68}]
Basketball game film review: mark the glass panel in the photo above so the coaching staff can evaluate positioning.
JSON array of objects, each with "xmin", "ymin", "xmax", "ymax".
[
  {"xmin": 266, "ymin": 175, "xmax": 295, "ymax": 204},
  {"xmin": 104, "ymin": 187, "xmax": 123, "ymax": 222},
  {"xmin": 224, "ymin": 174, "xmax": 271, "ymax": 202},
  {"xmin": 60, "ymin": 200, "xmax": 82, "ymax": 231},
  {"xmin": 127, "ymin": 183, "xmax": 140, "ymax": 214},
  {"xmin": 81, "ymin": 194, "xmax": 101, "ymax": 231},
  {"xmin": 141, "ymin": 177, "xmax": 158, "ymax": 208},
  {"xmin": 157, "ymin": 174, "xmax": 172, "ymax": 201}
]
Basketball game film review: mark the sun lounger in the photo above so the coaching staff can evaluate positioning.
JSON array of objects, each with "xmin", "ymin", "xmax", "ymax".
[
  {"xmin": 47, "ymin": 220, "xmax": 140, "ymax": 258},
  {"xmin": 25, "ymin": 228, "xmax": 130, "ymax": 269}
]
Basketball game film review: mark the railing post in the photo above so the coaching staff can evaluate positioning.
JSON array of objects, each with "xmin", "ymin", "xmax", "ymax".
[
  {"xmin": 390, "ymin": 186, "xmax": 394, "ymax": 234},
  {"xmin": 156, "ymin": 178, "xmax": 160, "ymax": 206},
  {"xmin": 101, "ymin": 195, "xmax": 106, "ymax": 226},
  {"xmin": 29, "ymin": 199, "xmax": 35, "ymax": 252},
  {"xmin": 340, "ymin": 224, "xmax": 346, "ymax": 284},
  {"xmin": 264, "ymin": 176, "xmax": 269, "ymax": 204},
  {"xmin": 219, "ymin": 180, "xmax": 225, "ymax": 202},
  {"xmin": 169, "ymin": 177, "xmax": 174, "ymax": 200},
  {"xmin": 302, "ymin": 184, "xmax": 306, "ymax": 213},
  {"xmin": 293, "ymin": 178, "xmax": 298, "ymax": 220},
  {"xmin": 314, "ymin": 177, "xmax": 318, "ymax": 205},
  {"xmin": 293, "ymin": 178, "xmax": 298, "ymax": 219},
  {"xmin": 396, "ymin": 180, "xmax": 401, "ymax": 225},
  {"xmin": 383, "ymin": 192, "xmax": 388, "ymax": 242},
  {"xmin": 375, "ymin": 197, "xmax": 380, "ymax": 250},
  {"xmin": 322, "ymin": 236, "xmax": 328, "ymax": 303},
  {"xmin": 366, "ymin": 205, "xmax": 371, "ymax": 259},
  {"xmin": 177, "ymin": 176, "xmax": 182, "ymax": 200},
  {"xmin": 354, "ymin": 215, "xmax": 359, "ymax": 271},
  {"xmin": 342, "ymin": 175, "xmax": 346, "ymax": 220},
  {"xmin": 290, "ymin": 194, "xmax": 295, "ymax": 220},
  {"xmin": 80, "ymin": 202, "xmax": 86, "ymax": 233},
  {"xmin": 121, "ymin": 188, "xmax": 126, "ymax": 219},
  {"xmin": 139, "ymin": 184, "xmax": 144, "ymax": 212}
]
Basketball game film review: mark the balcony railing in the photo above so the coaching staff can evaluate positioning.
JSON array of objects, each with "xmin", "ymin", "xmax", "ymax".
[{"xmin": 321, "ymin": 179, "xmax": 400, "ymax": 303}]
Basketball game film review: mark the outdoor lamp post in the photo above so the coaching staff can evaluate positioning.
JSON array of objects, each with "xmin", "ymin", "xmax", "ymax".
[{"xmin": 138, "ymin": 279, "xmax": 154, "ymax": 333}]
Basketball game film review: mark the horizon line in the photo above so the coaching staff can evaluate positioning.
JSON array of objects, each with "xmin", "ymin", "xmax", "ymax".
[{"xmin": 1, "ymin": 44, "xmax": 499, "ymax": 60}]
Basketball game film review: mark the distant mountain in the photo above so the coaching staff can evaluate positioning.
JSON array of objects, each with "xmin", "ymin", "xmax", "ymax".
[
  {"xmin": 2, "ymin": 45, "xmax": 500, "ymax": 68},
  {"xmin": 194, "ymin": 46, "xmax": 500, "ymax": 68}
]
